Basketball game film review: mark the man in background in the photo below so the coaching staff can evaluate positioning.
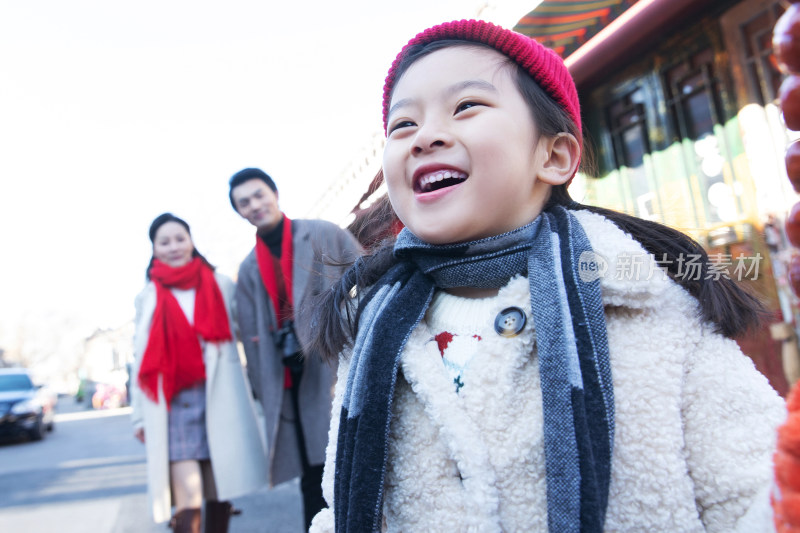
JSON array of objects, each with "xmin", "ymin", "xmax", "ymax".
[{"xmin": 228, "ymin": 167, "xmax": 361, "ymax": 529}]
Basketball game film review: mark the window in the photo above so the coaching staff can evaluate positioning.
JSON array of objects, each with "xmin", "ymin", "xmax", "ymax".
[
  {"xmin": 721, "ymin": 0, "xmax": 784, "ymax": 106},
  {"xmin": 663, "ymin": 48, "xmax": 721, "ymax": 142},
  {"xmin": 662, "ymin": 49, "xmax": 738, "ymax": 225},
  {"xmin": 606, "ymin": 89, "xmax": 654, "ymax": 218},
  {"xmin": 740, "ymin": 5, "xmax": 784, "ymax": 104},
  {"xmin": 0, "ymin": 373, "xmax": 34, "ymax": 392}
]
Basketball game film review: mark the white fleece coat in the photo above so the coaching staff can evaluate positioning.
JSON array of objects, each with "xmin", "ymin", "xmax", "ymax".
[
  {"xmin": 310, "ymin": 211, "xmax": 786, "ymax": 533},
  {"xmin": 131, "ymin": 272, "xmax": 268, "ymax": 523}
]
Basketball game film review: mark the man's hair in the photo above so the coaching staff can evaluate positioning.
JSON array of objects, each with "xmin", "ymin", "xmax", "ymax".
[{"xmin": 228, "ymin": 168, "xmax": 278, "ymax": 211}]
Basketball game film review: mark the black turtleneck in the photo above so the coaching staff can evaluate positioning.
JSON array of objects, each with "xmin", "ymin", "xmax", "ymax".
[{"xmin": 257, "ymin": 218, "xmax": 284, "ymax": 257}]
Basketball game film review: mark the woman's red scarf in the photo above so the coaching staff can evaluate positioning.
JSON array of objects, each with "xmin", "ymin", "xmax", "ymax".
[
  {"xmin": 138, "ymin": 257, "xmax": 232, "ymax": 406},
  {"xmin": 255, "ymin": 214, "xmax": 295, "ymax": 388}
]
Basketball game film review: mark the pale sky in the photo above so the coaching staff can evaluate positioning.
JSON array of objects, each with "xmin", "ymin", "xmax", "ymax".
[{"xmin": 0, "ymin": 0, "xmax": 495, "ymax": 357}]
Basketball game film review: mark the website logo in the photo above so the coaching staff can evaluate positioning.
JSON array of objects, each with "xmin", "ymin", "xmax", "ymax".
[{"xmin": 578, "ymin": 251, "xmax": 608, "ymax": 283}]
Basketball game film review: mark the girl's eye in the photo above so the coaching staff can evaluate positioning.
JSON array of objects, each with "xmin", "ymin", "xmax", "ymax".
[
  {"xmin": 455, "ymin": 101, "xmax": 481, "ymax": 114},
  {"xmin": 388, "ymin": 120, "xmax": 416, "ymax": 134}
]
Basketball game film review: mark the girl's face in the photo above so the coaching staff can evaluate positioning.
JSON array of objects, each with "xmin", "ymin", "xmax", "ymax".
[
  {"xmin": 153, "ymin": 221, "xmax": 194, "ymax": 268},
  {"xmin": 383, "ymin": 46, "xmax": 556, "ymax": 245}
]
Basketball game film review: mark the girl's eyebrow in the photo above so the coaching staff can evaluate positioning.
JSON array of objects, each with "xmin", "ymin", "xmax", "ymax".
[
  {"xmin": 387, "ymin": 79, "xmax": 498, "ymax": 118},
  {"xmin": 387, "ymin": 98, "xmax": 413, "ymax": 119},
  {"xmin": 447, "ymin": 79, "xmax": 498, "ymax": 95}
]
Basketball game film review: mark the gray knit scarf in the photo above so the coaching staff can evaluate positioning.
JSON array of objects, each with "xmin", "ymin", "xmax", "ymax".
[{"xmin": 334, "ymin": 205, "xmax": 614, "ymax": 532}]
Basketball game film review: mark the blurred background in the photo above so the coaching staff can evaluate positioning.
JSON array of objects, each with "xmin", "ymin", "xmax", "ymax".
[{"xmin": 0, "ymin": 0, "xmax": 503, "ymax": 395}]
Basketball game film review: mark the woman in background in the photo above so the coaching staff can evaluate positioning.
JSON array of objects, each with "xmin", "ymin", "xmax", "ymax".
[{"xmin": 132, "ymin": 212, "xmax": 267, "ymax": 533}]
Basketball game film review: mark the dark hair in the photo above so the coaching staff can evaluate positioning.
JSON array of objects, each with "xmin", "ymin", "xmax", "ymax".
[
  {"xmin": 149, "ymin": 212, "xmax": 189, "ymax": 243},
  {"xmin": 146, "ymin": 212, "xmax": 214, "ymax": 279},
  {"xmin": 308, "ymin": 39, "xmax": 764, "ymax": 360},
  {"xmin": 346, "ymin": 170, "xmax": 402, "ymax": 250},
  {"xmin": 228, "ymin": 168, "xmax": 278, "ymax": 211}
]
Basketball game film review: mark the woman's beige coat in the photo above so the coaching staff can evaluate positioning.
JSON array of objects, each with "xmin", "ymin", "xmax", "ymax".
[{"xmin": 131, "ymin": 272, "xmax": 268, "ymax": 523}]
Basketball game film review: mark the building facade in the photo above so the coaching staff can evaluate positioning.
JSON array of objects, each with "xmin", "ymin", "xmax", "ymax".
[{"xmin": 514, "ymin": 0, "xmax": 795, "ymax": 394}]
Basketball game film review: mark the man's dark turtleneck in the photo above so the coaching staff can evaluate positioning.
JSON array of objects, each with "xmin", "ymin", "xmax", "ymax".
[{"xmin": 258, "ymin": 217, "xmax": 284, "ymax": 258}]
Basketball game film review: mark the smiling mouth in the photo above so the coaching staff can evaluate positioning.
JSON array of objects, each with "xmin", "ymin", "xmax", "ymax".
[{"xmin": 416, "ymin": 170, "xmax": 468, "ymax": 193}]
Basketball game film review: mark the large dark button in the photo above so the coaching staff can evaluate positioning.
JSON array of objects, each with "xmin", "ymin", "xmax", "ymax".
[{"xmin": 494, "ymin": 307, "xmax": 527, "ymax": 337}]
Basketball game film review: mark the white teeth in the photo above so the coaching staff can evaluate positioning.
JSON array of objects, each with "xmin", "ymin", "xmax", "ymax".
[{"xmin": 418, "ymin": 170, "xmax": 467, "ymax": 190}]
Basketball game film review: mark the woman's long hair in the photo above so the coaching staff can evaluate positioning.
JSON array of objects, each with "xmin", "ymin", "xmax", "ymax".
[{"xmin": 308, "ymin": 40, "xmax": 765, "ymax": 361}]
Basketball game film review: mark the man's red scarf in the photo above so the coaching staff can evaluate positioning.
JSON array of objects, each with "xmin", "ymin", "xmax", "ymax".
[
  {"xmin": 138, "ymin": 257, "xmax": 232, "ymax": 406},
  {"xmin": 255, "ymin": 214, "xmax": 295, "ymax": 387}
]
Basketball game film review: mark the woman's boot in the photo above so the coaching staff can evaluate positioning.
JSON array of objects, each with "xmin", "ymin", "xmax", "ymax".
[
  {"xmin": 169, "ymin": 508, "xmax": 202, "ymax": 533},
  {"xmin": 204, "ymin": 500, "xmax": 235, "ymax": 533}
]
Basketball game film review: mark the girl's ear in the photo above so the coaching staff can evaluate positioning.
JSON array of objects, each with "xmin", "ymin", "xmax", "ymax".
[{"xmin": 537, "ymin": 133, "xmax": 581, "ymax": 186}]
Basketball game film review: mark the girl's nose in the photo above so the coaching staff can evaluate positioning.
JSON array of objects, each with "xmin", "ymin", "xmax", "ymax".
[{"xmin": 412, "ymin": 121, "xmax": 452, "ymax": 154}]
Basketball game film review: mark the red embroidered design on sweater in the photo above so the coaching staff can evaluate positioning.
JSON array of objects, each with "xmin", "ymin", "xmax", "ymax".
[
  {"xmin": 435, "ymin": 332, "xmax": 454, "ymax": 356},
  {"xmin": 432, "ymin": 331, "xmax": 483, "ymax": 393}
]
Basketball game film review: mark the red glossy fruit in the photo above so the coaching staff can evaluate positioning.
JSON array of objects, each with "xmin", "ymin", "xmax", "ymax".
[
  {"xmin": 781, "ymin": 76, "xmax": 800, "ymax": 131},
  {"xmin": 789, "ymin": 254, "xmax": 800, "ymax": 298},
  {"xmin": 787, "ymin": 202, "xmax": 800, "ymax": 248},
  {"xmin": 774, "ymin": 4, "xmax": 800, "ymax": 74},
  {"xmin": 787, "ymin": 141, "xmax": 800, "ymax": 193}
]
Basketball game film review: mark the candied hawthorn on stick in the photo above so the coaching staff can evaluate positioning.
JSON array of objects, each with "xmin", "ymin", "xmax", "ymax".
[{"xmin": 774, "ymin": 3, "xmax": 800, "ymax": 74}]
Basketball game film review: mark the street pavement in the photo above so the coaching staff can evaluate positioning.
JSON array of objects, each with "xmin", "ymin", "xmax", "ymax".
[{"xmin": 0, "ymin": 396, "xmax": 304, "ymax": 533}]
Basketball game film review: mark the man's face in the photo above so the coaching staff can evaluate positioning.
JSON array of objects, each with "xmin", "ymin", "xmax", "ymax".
[{"xmin": 231, "ymin": 178, "xmax": 282, "ymax": 231}]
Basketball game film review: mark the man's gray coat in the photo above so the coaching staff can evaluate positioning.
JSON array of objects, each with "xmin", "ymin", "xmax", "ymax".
[{"xmin": 236, "ymin": 218, "xmax": 361, "ymax": 485}]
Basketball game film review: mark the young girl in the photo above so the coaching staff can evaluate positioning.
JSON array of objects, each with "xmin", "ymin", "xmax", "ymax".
[
  {"xmin": 309, "ymin": 20, "xmax": 786, "ymax": 533},
  {"xmin": 132, "ymin": 213, "xmax": 267, "ymax": 533}
]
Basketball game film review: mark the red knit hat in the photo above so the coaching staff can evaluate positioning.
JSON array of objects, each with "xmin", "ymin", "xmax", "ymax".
[{"xmin": 382, "ymin": 19, "xmax": 581, "ymax": 139}]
